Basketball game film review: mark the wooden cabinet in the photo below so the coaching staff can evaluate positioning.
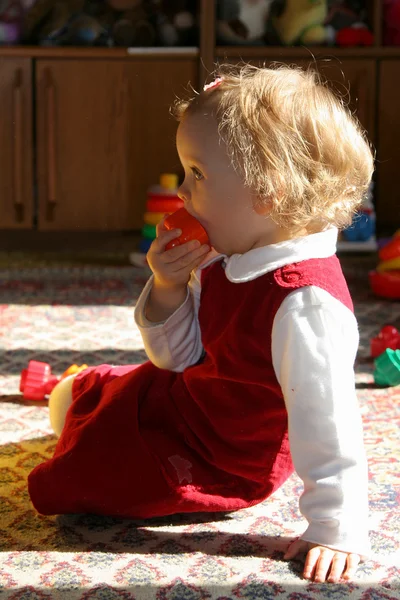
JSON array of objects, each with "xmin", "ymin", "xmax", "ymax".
[
  {"xmin": 377, "ymin": 60, "xmax": 400, "ymax": 232},
  {"xmin": 0, "ymin": 57, "xmax": 33, "ymax": 229},
  {"xmin": 317, "ymin": 60, "xmax": 376, "ymax": 144},
  {"xmin": 36, "ymin": 59, "xmax": 196, "ymax": 230},
  {"xmin": 0, "ymin": 0, "xmax": 398, "ymax": 234}
]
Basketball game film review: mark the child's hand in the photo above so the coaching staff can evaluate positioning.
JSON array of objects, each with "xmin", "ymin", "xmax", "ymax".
[
  {"xmin": 283, "ymin": 538, "xmax": 361, "ymax": 583},
  {"xmin": 147, "ymin": 216, "xmax": 210, "ymax": 289}
]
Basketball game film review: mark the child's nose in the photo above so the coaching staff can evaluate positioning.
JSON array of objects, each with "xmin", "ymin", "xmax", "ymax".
[{"xmin": 177, "ymin": 184, "xmax": 189, "ymax": 203}]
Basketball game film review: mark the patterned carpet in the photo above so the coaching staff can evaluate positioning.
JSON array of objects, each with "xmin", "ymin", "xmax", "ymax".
[{"xmin": 0, "ymin": 262, "xmax": 399, "ymax": 599}]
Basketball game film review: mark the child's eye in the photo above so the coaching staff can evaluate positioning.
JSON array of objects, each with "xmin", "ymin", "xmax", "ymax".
[{"xmin": 191, "ymin": 167, "xmax": 203, "ymax": 181}]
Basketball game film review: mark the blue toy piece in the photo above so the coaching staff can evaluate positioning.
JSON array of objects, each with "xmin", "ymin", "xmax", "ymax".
[
  {"xmin": 139, "ymin": 238, "xmax": 152, "ymax": 253},
  {"xmin": 342, "ymin": 211, "xmax": 374, "ymax": 242}
]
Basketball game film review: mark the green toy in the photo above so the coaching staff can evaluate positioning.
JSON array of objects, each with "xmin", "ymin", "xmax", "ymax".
[
  {"xmin": 374, "ymin": 349, "xmax": 400, "ymax": 387},
  {"xmin": 273, "ymin": 0, "xmax": 327, "ymax": 46},
  {"xmin": 142, "ymin": 223, "xmax": 157, "ymax": 240}
]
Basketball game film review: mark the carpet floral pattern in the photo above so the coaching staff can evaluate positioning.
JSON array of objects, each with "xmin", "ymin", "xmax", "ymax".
[{"xmin": 0, "ymin": 265, "xmax": 399, "ymax": 599}]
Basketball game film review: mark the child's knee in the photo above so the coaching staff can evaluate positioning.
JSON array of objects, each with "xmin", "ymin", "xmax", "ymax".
[{"xmin": 48, "ymin": 374, "xmax": 76, "ymax": 437}]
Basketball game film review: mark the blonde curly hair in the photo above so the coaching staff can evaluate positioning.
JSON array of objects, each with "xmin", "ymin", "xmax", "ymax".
[{"xmin": 170, "ymin": 62, "xmax": 375, "ymax": 233}]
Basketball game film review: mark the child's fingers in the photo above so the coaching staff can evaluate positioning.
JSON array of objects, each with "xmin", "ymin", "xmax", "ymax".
[
  {"xmin": 153, "ymin": 228, "xmax": 182, "ymax": 252},
  {"xmin": 163, "ymin": 239, "xmax": 201, "ymax": 263},
  {"xmin": 327, "ymin": 554, "xmax": 348, "ymax": 583},
  {"xmin": 283, "ymin": 538, "xmax": 306, "ymax": 559},
  {"xmin": 341, "ymin": 554, "xmax": 361, "ymax": 580},
  {"xmin": 170, "ymin": 244, "xmax": 210, "ymax": 272}
]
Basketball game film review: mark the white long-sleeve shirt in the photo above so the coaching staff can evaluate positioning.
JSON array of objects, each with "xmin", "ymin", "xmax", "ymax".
[{"xmin": 134, "ymin": 227, "xmax": 371, "ymax": 560}]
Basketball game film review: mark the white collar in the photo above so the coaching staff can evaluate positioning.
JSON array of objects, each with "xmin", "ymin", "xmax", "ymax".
[{"xmin": 199, "ymin": 227, "xmax": 338, "ymax": 283}]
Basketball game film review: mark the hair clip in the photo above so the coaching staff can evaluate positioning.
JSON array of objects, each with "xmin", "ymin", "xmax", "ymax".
[{"xmin": 203, "ymin": 77, "xmax": 223, "ymax": 92}]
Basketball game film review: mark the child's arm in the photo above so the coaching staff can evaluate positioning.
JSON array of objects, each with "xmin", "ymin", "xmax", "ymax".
[
  {"xmin": 134, "ymin": 269, "xmax": 202, "ymax": 371},
  {"xmin": 145, "ymin": 280, "xmax": 188, "ymax": 324},
  {"xmin": 271, "ymin": 286, "xmax": 371, "ymax": 562},
  {"xmin": 135, "ymin": 251, "xmax": 221, "ymax": 371}
]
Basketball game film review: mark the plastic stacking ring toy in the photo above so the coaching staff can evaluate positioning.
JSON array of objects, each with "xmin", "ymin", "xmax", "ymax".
[
  {"xmin": 142, "ymin": 224, "xmax": 157, "ymax": 240},
  {"xmin": 146, "ymin": 198, "xmax": 183, "ymax": 213},
  {"xmin": 144, "ymin": 212, "xmax": 168, "ymax": 226},
  {"xmin": 139, "ymin": 238, "xmax": 152, "ymax": 253}
]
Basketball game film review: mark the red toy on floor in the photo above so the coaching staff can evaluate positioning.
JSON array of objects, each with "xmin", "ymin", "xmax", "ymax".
[{"xmin": 20, "ymin": 361, "xmax": 88, "ymax": 401}]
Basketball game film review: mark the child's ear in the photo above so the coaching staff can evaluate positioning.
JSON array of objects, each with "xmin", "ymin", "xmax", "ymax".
[{"xmin": 253, "ymin": 196, "xmax": 272, "ymax": 216}]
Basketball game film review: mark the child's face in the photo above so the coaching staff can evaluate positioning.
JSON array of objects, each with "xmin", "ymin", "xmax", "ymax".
[{"xmin": 176, "ymin": 112, "xmax": 280, "ymax": 256}]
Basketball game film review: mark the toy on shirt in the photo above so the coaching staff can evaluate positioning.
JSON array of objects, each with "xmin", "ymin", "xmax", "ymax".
[
  {"xmin": 369, "ymin": 230, "xmax": 400, "ymax": 300},
  {"xmin": 164, "ymin": 207, "xmax": 209, "ymax": 251},
  {"xmin": 20, "ymin": 360, "xmax": 88, "ymax": 401}
]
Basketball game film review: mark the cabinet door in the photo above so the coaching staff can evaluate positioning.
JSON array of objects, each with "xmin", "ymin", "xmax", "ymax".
[
  {"xmin": 317, "ymin": 59, "xmax": 376, "ymax": 144},
  {"xmin": 0, "ymin": 58, "xmax": 33, "ymax": 229},
  {"xmin": 36, "ymin": 59, "xmax": 197, "ymax": 231},
  {"xmin": 217, "ymin": 57, "xmax": 376, "ymax": 143},
  {"xmin": 377, "ymin": 61, "xmax": 400, "ymax": 232}
]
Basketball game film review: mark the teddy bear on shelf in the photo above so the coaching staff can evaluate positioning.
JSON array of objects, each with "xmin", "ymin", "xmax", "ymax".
[{"xmin": 216, "ymin": 0, "xmax": 273, "ymax": 46}]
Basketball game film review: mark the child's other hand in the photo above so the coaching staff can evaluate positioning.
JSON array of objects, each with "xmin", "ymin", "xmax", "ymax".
[
  {"xmin": 283, "ymin": 538, "xmax": 361, "ymax": 583},
  {"xmin": 147, "ymin": 216, "xmax": 210, "ymax": 289}
]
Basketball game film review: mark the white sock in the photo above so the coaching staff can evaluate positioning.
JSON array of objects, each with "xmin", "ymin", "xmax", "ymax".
[{"xmin": 48, "ymin": 373, "xmax": 77, "ymax": 437}]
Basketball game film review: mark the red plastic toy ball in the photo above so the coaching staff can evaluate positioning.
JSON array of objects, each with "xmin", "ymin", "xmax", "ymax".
[{"xmin": 164, "ymin": 208, "xmax": 209, "ymax": 251}]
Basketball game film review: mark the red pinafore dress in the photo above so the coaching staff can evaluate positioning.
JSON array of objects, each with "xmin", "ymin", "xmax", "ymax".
[{"xmin": 28, "ymin": 255, "xmax": 352, "ymax": 518}]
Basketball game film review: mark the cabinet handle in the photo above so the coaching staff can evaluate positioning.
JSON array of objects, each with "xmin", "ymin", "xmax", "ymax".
[
  {"xmin": 13, "ymin": 69, "xmax": 24, "ymax": 223},
  {"xmin": 45, "ymin": 69, "xmax": 57, "ymax": 220}
]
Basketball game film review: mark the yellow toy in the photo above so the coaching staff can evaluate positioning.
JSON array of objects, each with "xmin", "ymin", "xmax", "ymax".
[
  {"xmin": 61, "ymin": 364, "xmax": 88, "ymax": 378},
  {"xmin": 273, "ymin": 0, "xmax": 327, "ymax": 46}
]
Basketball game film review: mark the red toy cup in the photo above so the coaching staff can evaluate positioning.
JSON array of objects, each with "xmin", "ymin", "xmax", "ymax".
[
  {"xmin": 164, "ymin": 208, "xmax": 209, "ymax": 251},
  {"xmin": 20, "ymin": 360, "xmax": 59, "ymax": 401}
]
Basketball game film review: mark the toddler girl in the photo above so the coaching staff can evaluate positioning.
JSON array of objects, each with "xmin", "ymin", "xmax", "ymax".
[{"xmin": 28, "ymin": 63, "xmax": 374, "ymax": 584}]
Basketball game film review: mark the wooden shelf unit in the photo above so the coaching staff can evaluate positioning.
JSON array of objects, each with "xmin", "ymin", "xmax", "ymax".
[{"xmin": 0, "ymin": 0, "xmax": 398, "ymax": 233}]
